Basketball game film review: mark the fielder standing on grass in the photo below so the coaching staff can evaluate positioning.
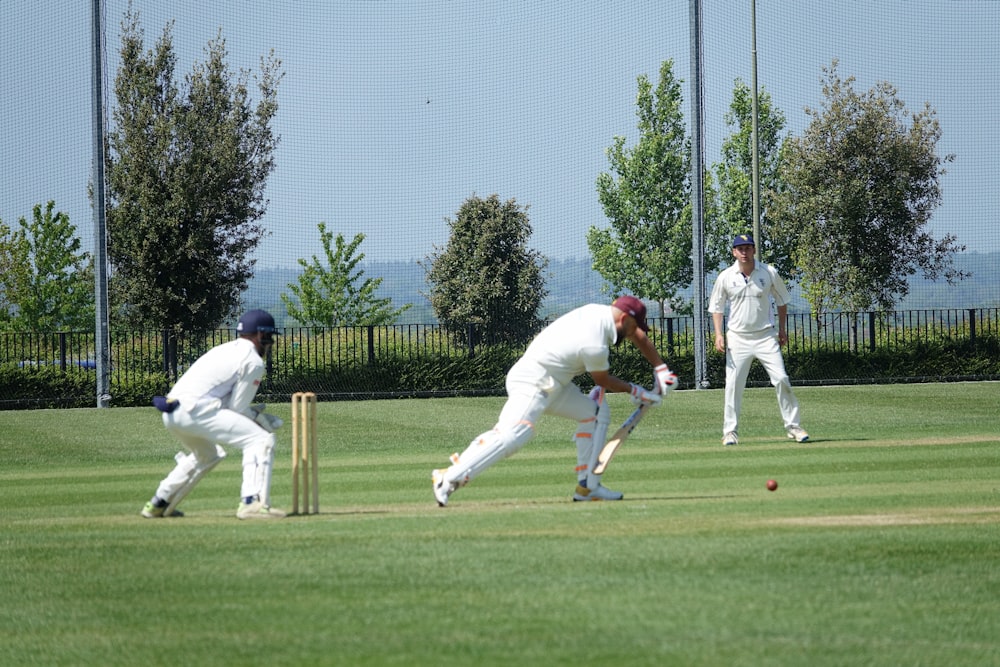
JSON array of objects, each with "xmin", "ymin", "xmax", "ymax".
[
  {"xmin": 709, "ymin": 234, "xmax": 809, "ymax": 446},
  {"xmin": 141, "ymin": 309, "xmax": 287, "ymax": 520},
  {"xmin": 432, "ymin": 296, "xmax": 678, "ymax": 506}
]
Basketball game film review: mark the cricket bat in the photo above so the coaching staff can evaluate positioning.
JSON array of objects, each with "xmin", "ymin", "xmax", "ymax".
[{"xmin": 592, "ymin": 403, "xmax": 649, "ymax": 475}]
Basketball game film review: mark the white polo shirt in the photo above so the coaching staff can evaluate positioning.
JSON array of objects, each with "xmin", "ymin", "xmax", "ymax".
[
  {"xmin": 511, "ymin": 304, "xmax": 617, "ymax": 387},
  {"xmin": 709, "ymin": 260, "xmax": 791, "ymax": 334}
]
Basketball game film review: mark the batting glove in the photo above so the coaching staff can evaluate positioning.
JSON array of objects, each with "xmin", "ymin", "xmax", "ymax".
[
  {"xmin": 629, "ymin": 383, "xmax": 662, "ymax": 407},
  {"xmin": 653, "ymin": 364, "xmax": 679, "ymax": 395},
  {"xmin": 254, "ymin": 411, "xmax": 284, "ymax": 432}
]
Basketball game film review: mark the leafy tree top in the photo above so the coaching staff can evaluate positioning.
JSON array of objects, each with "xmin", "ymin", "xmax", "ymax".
[
  {"xmin": 588, "ymin": 59, "xmax": 718, "ymax": 316},
  {"xmin": 424, "ymin": 194, "xmax": 548, "ymax": 345},
  {"xmin": 770, "ymin": 61, "xmax": 966, "ymax": 314},
  {"xmin": 715, "ymin": 79, "xmax": 792, "ymax": 277},
  {"xmin": 282, "ymin": 222, "xmax": 411, "ymax": 327},
  {"xmin": 106, "ymin": 8, "xmax": 281, "ymax": 333},
  {"xmin": 0, "ymin": 202, "xmax": 94, "ymax": 332}
]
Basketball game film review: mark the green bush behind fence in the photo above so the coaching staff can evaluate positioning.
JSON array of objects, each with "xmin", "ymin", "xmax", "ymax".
[{"xmin": 2, "ymin": 308, "xmax": 998, "ymax": 409}]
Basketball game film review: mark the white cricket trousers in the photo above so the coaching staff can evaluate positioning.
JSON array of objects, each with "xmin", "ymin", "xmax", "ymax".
[
  {"xmin": 157, "ymin": 398, "xmax": 276, "ymax": 501},
  {"xmin": 724, "ymin": 328, "xmax": 801, "ymax": 435},
  {"xmin": 443, "ymin": 371, "xmax": 599, "ymax": 487}
]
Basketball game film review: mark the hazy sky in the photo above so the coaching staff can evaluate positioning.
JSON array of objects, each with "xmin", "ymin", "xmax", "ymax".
[{"xmin": 2, "ymin": 1, "xmax": 997, "ymax": 268}]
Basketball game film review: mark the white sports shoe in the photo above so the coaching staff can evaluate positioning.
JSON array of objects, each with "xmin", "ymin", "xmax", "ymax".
[
  {"xmin": 236, "ymin": 499, "xmax": 286, "ymax": 520},
  {"xmin": 722, "ymin": 431, "xmax": 739, "ymax": 446},
  {"xmin": 787, "ymin": 427, "xmax": 810, "ymax": 443},
  {"xmin": 432, "ymin": 469, "xmax": 455, "ymax": 507},
  {"xmin": 573, "ymin": 483, "xmax": 624, "ymax": 502}
]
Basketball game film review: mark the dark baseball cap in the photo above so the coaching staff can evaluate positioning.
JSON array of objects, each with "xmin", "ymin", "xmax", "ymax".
[
  {"xmin": 732, "ymin": 234, "xmax": 756, "ymax": 247},
  {"xmin": 612, "ymin": 295, "xmax": 649, "ymax": 332},
  {"xmin": 236, "ymin": 309, "xmax": 279, "ymax": 335}
]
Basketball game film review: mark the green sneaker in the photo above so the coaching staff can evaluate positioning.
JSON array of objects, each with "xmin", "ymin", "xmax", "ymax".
[
  {"xmin": 141, "ymin": 502, "xmax": 162, "ymax": 518},
  {"xmin": 141, "ymin": 501, "xmax": 184, "ymax": 518}
]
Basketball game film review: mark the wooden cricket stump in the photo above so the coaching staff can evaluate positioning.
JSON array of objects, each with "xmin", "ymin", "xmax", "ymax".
[{"xmin": 291, "ymin": 391, "xmax": 319, "ymax": 514}]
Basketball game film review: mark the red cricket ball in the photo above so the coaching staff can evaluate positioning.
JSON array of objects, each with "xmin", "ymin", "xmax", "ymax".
[{"xmin": 766, "ymin": 479, "xmax": 778, "ymax": 491}]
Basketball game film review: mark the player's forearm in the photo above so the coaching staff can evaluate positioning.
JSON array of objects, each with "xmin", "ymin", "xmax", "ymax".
[
  {"xmin": 591, "ymin": 370, "xmax": 635, "ymax": 395},
  {"xmin": 630, "ymin": 328, "xmax": 666, "ymax": 369}
]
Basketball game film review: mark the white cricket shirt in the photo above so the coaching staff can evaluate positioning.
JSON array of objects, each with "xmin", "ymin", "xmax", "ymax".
[
  {"xmin": 167, "ymin": 337, "xmax": 265, "ymax": 413},
  {"xmin": 511, "ymin": 303, "xmax": 617, "ymax": 387},
  {"xmin": 708, "ymin": 260, "xmax": 791, "ymax": 334}
]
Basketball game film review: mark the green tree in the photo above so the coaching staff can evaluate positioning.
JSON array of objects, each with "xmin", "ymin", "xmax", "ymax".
[
  {"xmin": 0, "ymin": 203, "xmax": 94, "ymax": 332},
  {"xmin": 282, "ymin": 223, "xmax": 410, "ymax": 326},
  {"xmin": 425, "ymin": 194, "xmax": 548, "ymax": 345},
  {"xmin": 588, "ymin": 60, "xmax": 693, "ymax": 316},
  {"xmin": 714, "ymin": 79, "xmax": 791, "ymax": 276},
  {"xmin": 106, "ymin": 9, "xmax": 281, "ymax": 332},
  {"xmin": 0, "ymin": 219, "xmax": 24, "ymax": 328},
  {"xmin": 770, "ymin": 61, "xmax": 966, "ymax": 314}
]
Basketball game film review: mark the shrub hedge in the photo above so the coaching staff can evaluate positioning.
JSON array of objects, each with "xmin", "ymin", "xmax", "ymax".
[{"xmin": 2, "ymin": 333, "xmax": 998, "ymax": 409}]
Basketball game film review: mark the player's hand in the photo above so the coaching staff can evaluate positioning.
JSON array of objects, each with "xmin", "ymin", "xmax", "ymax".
[
  {"xmin": 629, "ymin": 383, "xmax": 662, "ymax": 407},
  {"xmin": 250, "ymin": 403, "xmax": 266, "ymax": 417},
  {"xmin": 254, "ymin": 411, "xmax": 283, "ymax": 432},
  {"xmin": 653, "ymin": 364, "xmax": 678, "ymax": 395},
  {"xmin": 714, "ymin": 333, "xmax": 726, "ymax": 354}
]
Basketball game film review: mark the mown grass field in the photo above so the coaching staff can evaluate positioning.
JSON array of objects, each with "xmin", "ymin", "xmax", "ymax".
[{"xmin": 2, "ymin": 383, "xmax": 999, "ymax": 666}]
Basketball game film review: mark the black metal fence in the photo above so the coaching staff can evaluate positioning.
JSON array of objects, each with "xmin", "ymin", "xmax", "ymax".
[
  {"xmin": 784, "ymin": 308, "xmax": 1000, "ymax": 354},
  {"xmin": 2, "ymin": 307, "xmax": 998, "ymax": 407}
]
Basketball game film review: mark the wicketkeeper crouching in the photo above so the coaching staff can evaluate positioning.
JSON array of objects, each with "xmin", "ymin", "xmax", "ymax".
[{"xmin": 141, "ymin": 309, "xmax": 287, "ymax": 520}]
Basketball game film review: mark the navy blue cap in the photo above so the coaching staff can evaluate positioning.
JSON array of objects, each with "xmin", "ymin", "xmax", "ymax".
[
  {"xmin": 732, "ymin": 234, "xmax": 756, "ymax": 247},
  {"xmin": 236, "ymin": 309, "xmax": 279, "ymax": 335}
]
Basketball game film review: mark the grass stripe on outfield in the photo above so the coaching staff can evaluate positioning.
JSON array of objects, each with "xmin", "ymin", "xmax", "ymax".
[{"xmin": 1, "ymin": 382, "xmax": 999, "ymax": 666}]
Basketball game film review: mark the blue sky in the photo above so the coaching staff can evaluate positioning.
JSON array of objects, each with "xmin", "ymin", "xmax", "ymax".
[{"xmin": 2, "ymin": 1, "xmax": 997, "ymax": 268}]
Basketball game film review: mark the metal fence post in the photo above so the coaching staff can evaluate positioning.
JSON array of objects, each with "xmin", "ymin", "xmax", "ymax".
[
  {"xmin": 367, "ymin": 325, "xmax": 375, "ymax": 364},
  {"xmin": 59, "ymin": 332, "xmax": 67, "ymax": 372},
  {"xmin": 162, "ymin": 329, "xmax": 179, "ymax": 383},
  {"xmin": 162, "ymin": 329, "xmax": 170, "ymax": 379}
]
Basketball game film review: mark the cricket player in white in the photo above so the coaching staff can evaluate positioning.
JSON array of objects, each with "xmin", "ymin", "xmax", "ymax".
[
  {"xmin": 141, "ymin": 309, "xmax": 287, "ymax": 520},
  {"xmin": 432, "ymin": 296, "xmax": 678, "ymax": 506},
  {"xmin": 709, "ymin": 234, "xmax": 809, "ymax": 446}
]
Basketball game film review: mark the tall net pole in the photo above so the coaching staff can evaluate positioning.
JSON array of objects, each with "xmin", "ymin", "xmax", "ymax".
[
  {"xmin": 91, "ymin": 0, "xmax": 111, "ymax": 407},
  {"xmin": 689, "ymin": 0, "xmax": 708, "ymax": 389},
  {"xmin": 751, "ymin": 0, "xmax": 761, "ymax": 260}
]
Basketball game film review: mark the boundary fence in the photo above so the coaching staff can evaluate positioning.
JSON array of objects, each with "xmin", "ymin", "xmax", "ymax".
[{"xmin": 2, "ymin": 307, "xmax": 998, "ymax": 408}]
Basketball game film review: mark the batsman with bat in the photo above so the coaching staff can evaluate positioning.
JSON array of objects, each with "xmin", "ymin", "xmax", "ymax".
[{"xmin": 432, "ymin": 296, "xmax": 678, "ymax": 506}]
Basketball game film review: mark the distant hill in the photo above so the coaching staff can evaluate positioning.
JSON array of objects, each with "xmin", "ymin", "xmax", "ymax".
[{"xmin": 246, "ymin": 251, "xmax": 998, "ymax": 325}]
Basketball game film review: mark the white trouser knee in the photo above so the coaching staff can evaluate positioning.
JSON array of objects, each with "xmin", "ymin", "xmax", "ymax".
[
  {"xmin": 162, "ymin": 445, "xmax": 226, "ymax": 514},
  {"xmin": 446, "ymin": 420, "xmax": 534, "ymax": 487},
  {"xmin": 575, "ymin": 386, "xmax": 610, "ymax": 488}
]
